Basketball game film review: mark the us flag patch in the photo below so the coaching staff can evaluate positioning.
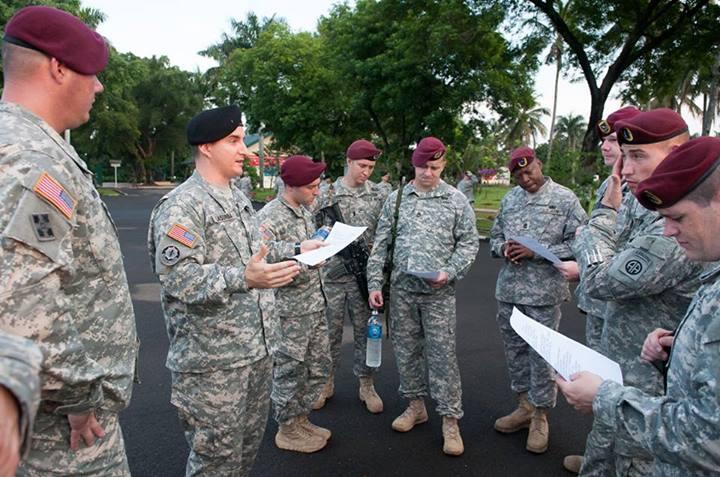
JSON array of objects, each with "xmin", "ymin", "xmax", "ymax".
[
  {"xmin": 167, "ymin": 223, "xmax": 197, "ymax": 248},
  {"xmin": 33, "ymin": 172, "xmax": 76, "ymax": 219}
]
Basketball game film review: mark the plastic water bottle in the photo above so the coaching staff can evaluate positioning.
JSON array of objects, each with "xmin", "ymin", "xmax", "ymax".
[
  {"xmin": 311, "ymin": 225, "xmax": 331, "ymax": 241},
  {"xmin": 366, "ymin": 310, "xmax": 382, "ymax": 367}
]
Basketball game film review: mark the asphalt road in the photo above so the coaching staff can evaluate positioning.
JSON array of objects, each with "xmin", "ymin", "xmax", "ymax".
[{"xmin": 107, "ymin": 189, "xmax": 592, "ymax": 477}]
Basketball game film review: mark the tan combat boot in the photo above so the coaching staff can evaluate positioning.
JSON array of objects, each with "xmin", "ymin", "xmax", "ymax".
[
  {"xmin": 442, "ymin": 417, "xmax": 464, "ymax": 456},
  {"xmin": 391, "ymin": 399, "xmax": 428, "ymax": 432},
  {"xmin": 275, "ymin": 417, "xmax": 327, "ymax": 453},
  {"xmin": 563, "ymin": 455, "xmax": 583, "ymax": 473},
  {"xmin": 312, "ymin": 375, "xmax": 334, "ymax": 410},
  {"xmin": 526, "ymin": 408, "xmax": 549, "ymax": 454},
  {"xmin": 494, "ymin": 392, "xmax": 534, "ymax": 433},
  {"xmin": 358, "ymin": 377, "xmax": 383, "ymax": 413},
  {"xmin": 297, "ymin": 414, "xmax": 331, "ymax": 441}
]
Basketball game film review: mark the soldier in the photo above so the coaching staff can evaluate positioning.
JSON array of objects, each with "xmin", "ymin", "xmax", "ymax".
[
  {"xmin": 256, "ymin": 155, "xmax": 332, "ymax": 453},
  {"xmin": 0, "ymin": 6, "xmax": 139, "ymax": 475},
  {"xmin": 238, "ymin": 170, "xmax": 253, "ymax": 199},
  {"xmin": 314, "ymin": 139, "xmax": 390, "ymax": 413},
  {"xmin": 0, "ymin": 332, "xmax": 42, "ymax": 477},
  {"xmin": 558, "ymin": 136, "xmax": 720, "ymax": 476},
  {"xmin": 490, "ymin": 146, "xmax": 587, "ymax": 454},
  {"xmin": 148, "ymin": 106, "xmax": 303, "ymax": 476},
  {"xmin": 367, "ymin": 137, "xmax": 478, "ymax": 456},
  {"xmin": 556, "ymin": 106, "xmax": 641, "ymax": 473},
  {"xmin": 572, "ymin": 108, "xmax": 704, "ymax": 476},
  {"xmin": 377, "ymin": 172, "xmax": 393, "ymax": 196},
  {"xmin": 456, "ymin": 170, "xmax": 479, "ymax": 206}
]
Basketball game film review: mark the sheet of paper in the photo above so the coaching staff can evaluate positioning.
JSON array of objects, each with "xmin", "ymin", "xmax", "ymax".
[
  {"xmin": 293, "ymin": 222, "xmax": 367, "ymax": 266},
  {"xmin": 510, "ymin": 307, "xmax": 623, "ymax": 384},
  {"xmin": 510, "ymin": 235, "xmax": 561, "ymax": 264},
  {"xmin": 406, "ymin": 270, "xmax": 441, "ymax": 281}
]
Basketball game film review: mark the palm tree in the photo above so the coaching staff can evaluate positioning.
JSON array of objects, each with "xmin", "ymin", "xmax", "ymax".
[
  {"xmin": 555, "ymin": 114, "xmax": 587, "ymax": 151},
  {"xmin": 502, "ymin": 103, "xmax": 549, "ymax": 149}
]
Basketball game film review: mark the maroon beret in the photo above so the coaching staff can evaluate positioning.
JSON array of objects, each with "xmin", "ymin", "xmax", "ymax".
[
  {"xmin": 508, "ymin": 146, "xmax": 536, "ymax": 173},
  {"xmin": 347, "ymin": 139, "xmax": 382, "ymax": 161},
  {"xmin": 635, "ymin": 137, "xmax": 720, "ymax": 210},
  {"xmin": 280, "ymin": 155, "xmax": 327, "ymax": 187},
  {"xmin": 412, "ymin": 137, "xmax": 446, "ymax": 167},
  {"xmin": 616, "ymin": 108, "xmax": 688, "ymax": 146},
  {"xmin": 597, "ymin": 106, "xmax": 641, "ymax": 137},
  {"xmin": 4, "ymin": 6, "xmax": 108, "ymax": 75}
]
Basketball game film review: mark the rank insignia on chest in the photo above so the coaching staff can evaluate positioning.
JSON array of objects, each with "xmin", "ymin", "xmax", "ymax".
[
  {"xmin": 33, "ymin": 172, "xmax": 76, "ymax": 220},
  {"xmin": 167, "ymin": 223, "xmax": 197, "ymax": 248},
  {"xmin": 30, "ymin": 213, "xmax": 55, "ymax": 241}
]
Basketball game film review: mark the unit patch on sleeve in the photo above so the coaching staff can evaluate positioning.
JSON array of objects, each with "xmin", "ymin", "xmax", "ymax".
[
  {"xmin": 33, "ymin": 172, "xmax": 76, "ymax": 219},
  {"xmin": 160, "ymin": 245, "xmax": 181, "ymax": 266},
  {"xmin": 30, "ymin": 213, "xmax": 55, "ymax": 241},
  {"xmin": 167, "ymin": 223, "xmax": 198, "ymax": 248}
]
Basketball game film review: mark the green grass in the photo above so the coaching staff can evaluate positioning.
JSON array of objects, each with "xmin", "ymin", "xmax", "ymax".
[
  {"xmin": 97, "ymin": 187, "xmax": 120, "ymax": 197},
  {"xmin": 254, "ymin": 188, "xmax": 276, "ymax": 202},
  {"xmin": 474, "ymin": 185, "xmax": 510, "ymax": 209}
]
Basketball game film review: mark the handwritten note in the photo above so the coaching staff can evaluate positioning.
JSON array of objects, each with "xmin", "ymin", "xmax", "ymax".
[
  {"xmin": 293, "ymin": 222, "xmax": 367, "ymax": 266},
  {"xmin": 510, "ymin": 307, "xmax": 623, "ymax": 384}
]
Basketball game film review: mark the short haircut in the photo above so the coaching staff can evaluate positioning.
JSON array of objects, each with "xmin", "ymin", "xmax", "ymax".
[
  {"xmin": 2, "ymin": 42, "xmax": 46, "ymax": 79},
  {"xmin": 685, "ymin": 162, "xmax": 720, "ymax": 207}
]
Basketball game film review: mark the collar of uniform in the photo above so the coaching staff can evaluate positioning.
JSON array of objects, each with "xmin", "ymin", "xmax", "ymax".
[
  {"xmin": 0, "ymin": 101, "xmax": 92, "ymax": 175},
  {"xmin": 407, "ymin": 179, "xmax": 451, "ymax": 198},
  {"xmin": 190, "ymin": 170, "xmax": 241, "ymax": 214},
  {"xmin": 699, "ymin": 260, "xmax": 720, "ymax": 284},
  {"xmin": 334, "ymin": 177, "xmax": 373, "ymax": 197},
  {"xmin": 278, "ymin": 193, "xmax": 306, "ymax": 217}
]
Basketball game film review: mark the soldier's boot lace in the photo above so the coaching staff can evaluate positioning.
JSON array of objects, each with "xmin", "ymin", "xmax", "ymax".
[
  {"xmin": 442, "ymin": 417, "xmax": 464, "ymax": 456},
  {"xmin": 494, "ymin": 392, "xmax": 534, "ymax": 433},
  {"xmin": 312, "ymin": 374, "xmax": 334, "ymax": 410},
  {"xmin": 275, "ymin": 417, "xmax": 327, "ymax": 453},
  {"xmin": 297, "ymin": 414, "xmax": 331, "ymax": 441},
  {"xmin": 358, "ymin": 377, "xmax": 383, "ymax": 414},
  {"xmin": 526, "ymin": 408, "xmax": 550, "ymax": 454},
  {"xmin": 563, "ymin": 455, "xmax": 584, "ymax": 474},
  {"xmin": 391, "ymin": 399, "xmax": 428, "ymax": 432}
]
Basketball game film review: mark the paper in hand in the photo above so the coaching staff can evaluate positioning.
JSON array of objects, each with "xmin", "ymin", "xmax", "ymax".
[
  {"xmin": 510, "ymin": 235, "xmax": 561, "ymax": 264},
  {"xmin": 293, "ymin": 222, "xmax": 367, "ymax": 266},
  {"xmin": 510, "ymin": 307, "xmax": 623, "ymax": 384}
]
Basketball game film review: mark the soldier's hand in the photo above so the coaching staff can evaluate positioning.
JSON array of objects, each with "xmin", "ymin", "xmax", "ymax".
[
  {"xmin": 68, "ymin": 411, "xmax": 105, "ymax": 450},
  {"xmin": 641, "ymin": 328, "xmax": 674, "ymax": 362},
  {"xmin": 426, "ymin": 271, "xmax": 449, "ymax": 289},
  {"xmin": 554, "ymin": 261, "xmax": 579, "ymax": 282},
  {"xmin": 0, "ymin": 386, "xmax": 21, "ymax": 477},
  {"xmin": 245, "ymin": 245, "xmax": 300, "ymax": 289},
  {"xmin": 300, "ymin": 239, "xmax": 326, "ymax": 253},
  {"xmin": 556, "ymin": 372, "xmax": 603, "ymax": 415},
  {"xmin": 601, "ymin": 156, "xmax": 623, "ymax": 211},
  {"xmin": 505, "ymin": 241, "xmax": 534, "ymax": 263},
  {"xmin": 369, "ymin": 290, "xmax": 384, "ymax": 309}
]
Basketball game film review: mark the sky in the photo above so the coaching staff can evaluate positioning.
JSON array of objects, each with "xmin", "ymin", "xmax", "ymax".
[{"xmin": 84, "ymin": 0, "xmax": 703, "ymax": 137}]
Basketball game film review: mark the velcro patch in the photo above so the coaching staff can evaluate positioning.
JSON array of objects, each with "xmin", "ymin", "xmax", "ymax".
[
  {"xmin": 259, "ymin": 223, "xmax": 274, "ymax": 241},
  {"xmin": 33, "ymin": 172, "xmax": 76, "ymax": 219},
  {"xmin": 167, "ymin": 223, "xmax": 197, "ymax": 248},
  {"xmin": 30, "ymin": 213, "xmax": 55, "ymax": 241}
]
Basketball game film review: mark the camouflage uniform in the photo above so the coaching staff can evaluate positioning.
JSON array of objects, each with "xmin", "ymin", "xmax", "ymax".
[
  {"xmin": 367, "ymin": 180, "xmax": 478, "ymax": 419},
  {"xmin": 148, "ymin": 170, "xmax": 277, "ymax": 477},
  {"xmin": 591, "ymin": 261, "xmax": 720, "ymax": 476},
  {"xmin": 490, "ymin": 178, "xmax": 587, "ymax": 408},
  {"xmin": 574, "ymin": 192, "xmax": 703, "ymax": 476},
  {"xmin": 456, "ymin": 172, "xmax": 478, "ymax": 204},
  {"xmin": 256, "ymin": 196, "xmax": 330, "ymax": 423},
  {"xmin": 0, "ymin": 102, "xmax": 138, "ymax": 476},
  {"xmin": 0, "ymin": 331, "xmax": 42, "ymax": 457},
  {"xmin": 315, "ymin": 179, "xmax": 389, "ymax": 379},
  {"xmin": 376, "ymin": 180, "xmax": 393, "ymax": 197},
  {"xmin": 238, "ymin": 176, "xmax": 253, "ymax": 199}
]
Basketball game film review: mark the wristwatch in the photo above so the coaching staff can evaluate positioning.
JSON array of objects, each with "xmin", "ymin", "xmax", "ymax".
[
  {"xmin": 294, "ymin": 242, "xmax": 302, "ymax": 255},
  {"xmin": 597, "ymin": 203, "xmax": 617, "ymax": 212}
]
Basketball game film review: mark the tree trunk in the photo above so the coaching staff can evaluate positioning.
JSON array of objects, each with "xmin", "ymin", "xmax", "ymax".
[
  {"xmin": 581, "ymin": 89, "xmax": 608, "ymax": 166},
  {"xmin": 702, "ymin": 52, "xmax": 720, "ymax": 135},
  {"xmin": 546, "ymin": 45, "xmax": 562, "ymax": 164}
]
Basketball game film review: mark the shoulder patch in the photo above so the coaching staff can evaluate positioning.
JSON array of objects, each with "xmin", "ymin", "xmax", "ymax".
[
  {"xmin": 33, "ymin": 172, "xmax": 76, "ymax": 219},
  {"xmin": 258, "ymin": 223, "xmax": 275, "ymax": 241},
  {"xmin": 167, "ymin": 223, "xmax": 198, "ymax": 248}
]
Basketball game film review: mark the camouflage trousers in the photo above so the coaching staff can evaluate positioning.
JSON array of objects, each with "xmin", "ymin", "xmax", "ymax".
[
  {"xmin": 272, "ymin": 311, "xmax": 330, "ymax": 423},
  {"xmin": 325, "ymin": 279, "xmax": 376, "ymax": 379},
  {"xmin": 580, "ymin": 418, "xmax": 653, "ymax": 477},
  {"xmin": 390, "ymin": 289, "xmax": 463, "ymax": 419},
  {"xmin": 171, "ymin": 356, "xmax": 272, "ymax": 477},
  {"xmin": 585, "ymin": 312, "xmax": 605, "ymax": 352},
  {"xmin": 496, "ymin": 301, "xmax": 560, "ymax": 408},
  {"xmin": 18, "ymin": 409, "xmax": 129, "ymax": 476}
]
